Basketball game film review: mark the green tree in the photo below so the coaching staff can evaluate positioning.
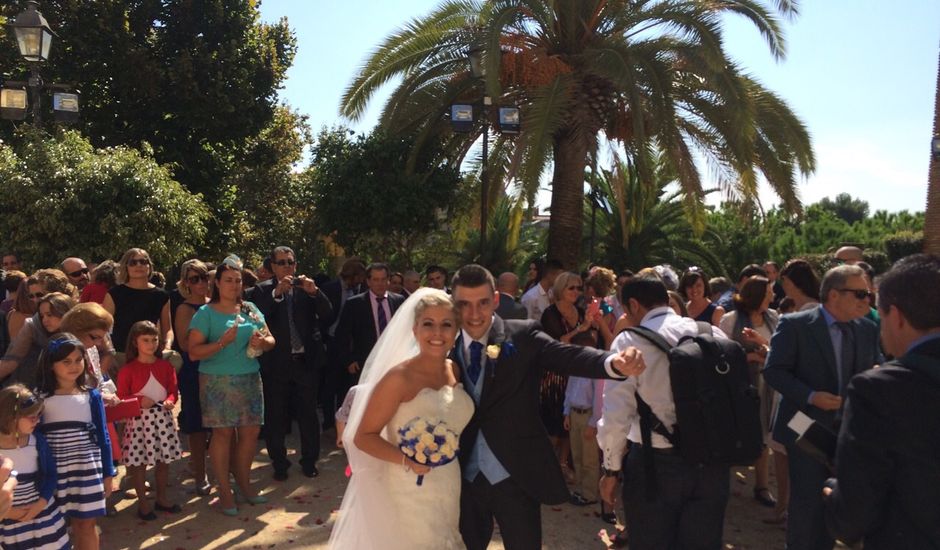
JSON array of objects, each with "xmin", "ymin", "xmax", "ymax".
[
  {"xmin": 306, "ymin": 128, "xmax": 464, "ymax": 267},
  {"xmin": 340, "ymin": 0, "xmax": 815, "ymax": 268},
  {"xmin": 0, "ymin": 1, "xmax": 297, "ymax": 251},
  {"xmin": 589, "ymin": 159, "xmax": 726, "ymax": 275},
  {"xmin": 817, "ymin": 193, "xmax": 870, "ymax": 225},
  {"xmin": 0, "ymin": 128, "xmax": 210, "ymax": 268}
]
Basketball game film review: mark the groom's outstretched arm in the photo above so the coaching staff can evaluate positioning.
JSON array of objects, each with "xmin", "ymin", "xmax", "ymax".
[{"xmin": 528, "ymin": 324, "xmax": 644, "ymax": 379}]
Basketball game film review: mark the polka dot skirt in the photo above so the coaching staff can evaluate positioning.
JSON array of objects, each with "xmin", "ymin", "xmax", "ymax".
[{"xmin": 121, "ymin": 406, "xmax": 182, "ymax": 467}]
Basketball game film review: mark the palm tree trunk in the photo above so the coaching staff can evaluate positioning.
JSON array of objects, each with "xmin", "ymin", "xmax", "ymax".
[
  {"xmin": 548, "ymin": 129, "xmax": 590, "ymax": 269},
  {"xmin": 924, "ymin": 46, "xmax": 940, "ymax": 255}
]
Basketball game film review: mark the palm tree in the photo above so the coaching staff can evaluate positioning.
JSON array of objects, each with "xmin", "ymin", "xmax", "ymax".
[
  {"xmin": 585, "ymin": 157, "xmax": 727, "ymax": 275},
  {"xmin": 925, "ymin": 46, "xmax": 940, "ymax": 255},
  {"xmin": 341, "ymin": 0, "xmax": 815, "ymax": 268}
]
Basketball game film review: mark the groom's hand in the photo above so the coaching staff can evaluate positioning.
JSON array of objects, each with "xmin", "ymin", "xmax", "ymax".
[{"xmin": 610, "ymin": 346, "xmax": 645, "ymax": 377}]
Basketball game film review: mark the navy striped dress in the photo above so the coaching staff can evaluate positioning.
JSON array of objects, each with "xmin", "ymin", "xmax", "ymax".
[
  {"xmin": 0, "ymin": 433, "xmax": 70, "ymax": 549},
  {"xmin": 38, "ymin": 389, "xmax": 115, "ymax": 519}
]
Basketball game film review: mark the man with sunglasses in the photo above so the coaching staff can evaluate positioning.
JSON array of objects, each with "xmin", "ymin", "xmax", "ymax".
[
  {"xmin": 61, "ymin": 257, "xmax": 91, "ymax": 291},
  {"xmin": 764, "ymin": 264, "xmax": 883, "ymax": 550},
  {"xmin": 823, "ymin": 254, "xmax": 940, "ymax": 549},
  {"xmin": 249, "ymin": 246, "xmax": 333, "ymax": 481}
]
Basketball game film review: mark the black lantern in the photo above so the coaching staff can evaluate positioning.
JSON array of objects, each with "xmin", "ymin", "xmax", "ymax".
[
  {"xmin": 0, "ymin": 87, "xmax": 28, "ymax": 120},
  {"xmin": 8, "ymin": 1, "xmax": 55, "ymax": 63}
]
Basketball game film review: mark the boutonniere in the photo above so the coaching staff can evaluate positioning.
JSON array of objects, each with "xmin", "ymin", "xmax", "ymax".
[{"xmin": 485, "ymin": 341, "xmax": 516, "ymax": 360}]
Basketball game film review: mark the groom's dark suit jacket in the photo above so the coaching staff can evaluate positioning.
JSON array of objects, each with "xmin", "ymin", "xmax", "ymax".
[{"xmin": 451, "ymin": 315, "xmax": 612, "ymax": 505}]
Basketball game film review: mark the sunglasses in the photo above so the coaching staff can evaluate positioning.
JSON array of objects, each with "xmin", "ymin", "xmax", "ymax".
[
  {"xmin": 68, "ymin": 267, "xmax": 89, "ymax": 278},
  {"xmin": 567, "ymin": 285, "xmax": 583, "ymax": 291},
  {"xmin": 835, "ymin": 288, "xmax": 873, "ymax": 300},
  {"xmin": 28, "ymin": 292, "xmax": 46, "ymax": 300},
  {"xmin": 127, "ymin": 258, "xmax": 151, "ymax": 267},
  {"xmin": 273, "ymin": 259, "xmax": 296, "ymax": 266},
  {"xmin": 14, "ymin": 393, "xmax": 40, "ymax": 416},
  {"xmin": 187, "ymin": 274, "xmax": 209, "ymax": 285}
]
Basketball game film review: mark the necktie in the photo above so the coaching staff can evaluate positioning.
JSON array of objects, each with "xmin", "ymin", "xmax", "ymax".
[
  {"xmin": 286, "ymin": 289, "xmax": 303, "ymax": 352},
  {"xmin": 835, "ymin": 322, "xmax": 855, "ymax": 394},
  {"xmin": 468, "ymin": 341, "xmax": 484, "ymax": 385},
  {"xmin": 376, "ymin": 295, "xmax": 388, "ymax": 335}
]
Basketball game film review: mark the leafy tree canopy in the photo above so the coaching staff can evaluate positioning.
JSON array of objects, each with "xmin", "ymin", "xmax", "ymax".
[
  {"xmin": 306, "ymin": 128, "xmax": 465, "ymax": 268},
  {"xmin": 0, "ymin": 127, "xmax": 210, "ymax": 269}
]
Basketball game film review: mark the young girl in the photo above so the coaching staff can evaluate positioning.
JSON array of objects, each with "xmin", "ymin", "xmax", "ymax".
[
  {"xmin": 0, "ymin": 385, "xmax": 69, "ymax": 549},
  {"xmin": 117, "ymin": 321, "xmax": 182, "ymax": 520},
  {"xmin": 37, "ymin": 333, "xmax": 114, "ymax": 550}
]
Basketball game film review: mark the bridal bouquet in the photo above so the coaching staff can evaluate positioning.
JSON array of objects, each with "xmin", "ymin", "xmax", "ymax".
[{"xmin": 397, "ymin": 417, "xmax": 459, "ymax": 486}]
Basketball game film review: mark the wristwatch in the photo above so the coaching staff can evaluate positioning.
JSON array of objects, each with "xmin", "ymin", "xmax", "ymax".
[{"xmin": 600, "ymin": 467, "xmax": 622, "ymax": 481}]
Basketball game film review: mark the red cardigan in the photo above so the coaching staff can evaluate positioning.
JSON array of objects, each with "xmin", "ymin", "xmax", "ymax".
[{"xmin": 116, "ymin": 358, "xmax": 178, "ymax": 405}]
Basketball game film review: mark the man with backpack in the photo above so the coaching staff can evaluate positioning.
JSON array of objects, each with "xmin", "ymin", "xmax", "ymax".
[
  {"xmin": 823, "ymin": 254, "xmax": 940, "ymax": 549},
  {"xmin": 597, "ymin": 273, "xmax": 758, "ymax": 550}
]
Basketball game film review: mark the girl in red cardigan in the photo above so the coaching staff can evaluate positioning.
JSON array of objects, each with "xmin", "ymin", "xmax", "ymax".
[{"xmin": 117, "ymin": 321, "xmax": 182, "ymax": 520}]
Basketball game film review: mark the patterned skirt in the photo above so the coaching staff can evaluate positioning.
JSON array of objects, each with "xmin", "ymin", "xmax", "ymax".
[
  {"xmin": 199, "ymin": 372, "xmax": 264, "ymax": 428},
  {"xmin": 0, "ymin": 473, "xmax": 70, "ymax": 549},
  {"xmin": 121, "ymin": 406, "xmax": 183, "ymax": 467},
  {"xmin": 41, "ymin": 422, "xmax": 106, "ymax": 519}
]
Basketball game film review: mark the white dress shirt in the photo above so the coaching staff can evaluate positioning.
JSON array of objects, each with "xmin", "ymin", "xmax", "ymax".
[
  {"xmin": 520, "ymin": 283, "xmax": 550, "ymax": 321},
  {"xmin": 596, "ymin": 306, "xmax": 727, "ymax": 470}
]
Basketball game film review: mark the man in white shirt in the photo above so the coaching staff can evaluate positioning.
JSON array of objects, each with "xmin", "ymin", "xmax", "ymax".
[
  {"xmin": 520, "ymin": 259, "xmax": 562, "ymax": 321},
  {"xmin": 597, "ymin": 273, "xmax": 730, "ymax": 550}
]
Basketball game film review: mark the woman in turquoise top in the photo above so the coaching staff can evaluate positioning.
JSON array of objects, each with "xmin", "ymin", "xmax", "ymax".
[{"xmin": 188, "ymin": 256, "xmax": 275, "ymax": 515}]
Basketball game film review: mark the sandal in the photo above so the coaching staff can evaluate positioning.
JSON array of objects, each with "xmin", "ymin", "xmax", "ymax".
[{"xmin": 753, "ymin": 487, "xmax": 777, "ymax": 508}]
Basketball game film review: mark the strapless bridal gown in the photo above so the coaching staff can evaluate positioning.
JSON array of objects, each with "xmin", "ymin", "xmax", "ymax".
[{"xmin": 330, "ymin": 384, "xmax": 474, "ymax": 550}]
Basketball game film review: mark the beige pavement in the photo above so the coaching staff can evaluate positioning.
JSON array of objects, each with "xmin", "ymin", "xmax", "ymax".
[{"xmin": 100, "ymin": 430, "xmax": 787, "ymax": 549}]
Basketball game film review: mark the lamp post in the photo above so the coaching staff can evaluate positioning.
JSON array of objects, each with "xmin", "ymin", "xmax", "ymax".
[
  {"xmin": 2, "ymin": 1, "xmax": 77, "ymax": 123},
  {"xmin": 450, "ymin": 47, "xmax": 519, "ymax": 260}
]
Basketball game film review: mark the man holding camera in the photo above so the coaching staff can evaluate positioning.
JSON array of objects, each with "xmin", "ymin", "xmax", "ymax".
[{"xmin": 250, "ymin": 245, "xmax": 332, "ymax": 480}]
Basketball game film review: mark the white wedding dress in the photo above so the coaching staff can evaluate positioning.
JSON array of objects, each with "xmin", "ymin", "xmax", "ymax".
[{"xmin": 329, "ymin": 289, "xmax": 475, "ymax": 550}]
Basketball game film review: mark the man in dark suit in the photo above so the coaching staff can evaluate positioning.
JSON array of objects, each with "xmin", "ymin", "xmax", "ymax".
[
  {"xmin": 494, "ymin": 272, "xmax": 526, "ymax": 320},
  {"xmin": 334, "ymin": 262, "xmax": 405, "ymax": 386},
  {"xmin": 450, "ymin": 265, "xmax": 645, "ymax": 550},
  {"xmin": 249, "ymin": 246, "xmax": 332, "ymax": 480},
  {"xmin": 823, "ymin": 254, "xmax": 940, "ymax": 549},
  {"xmin": 764, "ymin": 264, "xmax": 883, "ymax": 550},
  {"xmin": 319, "ymin": 258, "xmax": 366, "ymax": 430}
]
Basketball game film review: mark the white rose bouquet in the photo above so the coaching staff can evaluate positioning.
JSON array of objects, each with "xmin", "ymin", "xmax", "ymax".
[{"xmin": 397, "ymin": 417, "xmax": 460, "ymax": 486}]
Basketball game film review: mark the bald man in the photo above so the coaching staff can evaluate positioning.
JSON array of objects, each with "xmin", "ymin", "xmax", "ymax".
[
  {"xmin": 61, "ymin": 257, "xmax": 90, "ymax": 290},
  {"xmin": 834, "ymin": 246, "xmax": 864, "ymax": 265},
  {"xmin": 495, "ymin": 272, "xmax": 527, "ymax": 320}
]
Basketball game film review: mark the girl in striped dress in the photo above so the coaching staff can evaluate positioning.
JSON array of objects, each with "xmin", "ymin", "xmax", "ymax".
[
  {"xmin": 37, "ymin": 334, "xmax": 115, "ymax": 550},
  {"xmin": 0, "ymin": 385, "xmax": 70, "ymax": 549}
]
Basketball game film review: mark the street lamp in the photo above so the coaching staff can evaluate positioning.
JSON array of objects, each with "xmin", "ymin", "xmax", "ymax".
[
  {"xmin": 450, "ymin": 47, "xmax": 520, "ymax": 259},
  {"xmin": 9, "ymin": 0, "xmax": 55, "ymax": 63},
  {"xmin": 2, "ymin": 1, "xmax": 77, "ymax": 124}
]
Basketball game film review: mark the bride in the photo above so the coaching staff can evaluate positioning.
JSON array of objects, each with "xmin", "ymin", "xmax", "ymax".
[{"xmin": 329, "ymin": 288, "xmax": 474, "ymax": 550}]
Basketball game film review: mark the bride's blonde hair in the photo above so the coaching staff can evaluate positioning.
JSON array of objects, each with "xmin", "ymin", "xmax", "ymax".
[{"xmin": 412, "ymin": 290, "xmax": 458, "ymax": 327}]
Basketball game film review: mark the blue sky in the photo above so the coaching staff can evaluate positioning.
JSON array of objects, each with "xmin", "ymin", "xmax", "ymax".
[{"xmin": 259, "ymin": 1, "xmax": 940, "ymax": 214}]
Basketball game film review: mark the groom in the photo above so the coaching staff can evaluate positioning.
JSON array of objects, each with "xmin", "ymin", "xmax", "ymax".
[{"xmin": 451, "ymin": 265, "xmax": 645, "ymax": 550}]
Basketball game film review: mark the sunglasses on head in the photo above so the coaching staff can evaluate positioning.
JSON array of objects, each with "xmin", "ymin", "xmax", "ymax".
[
  {"xmin": 187, "ymin": 274, "xmax": 209, "ymax": 285},
  {"xmin": 127, "ymin": 258, "xmax": 150, "ymax": 267},
  {"xmin": 835, "ymin": 288, "xmax": 873, "ymax": 300},
  {"xmin": 68, "ymin": 267, "xmax": 89, "ymax": 278},
  {"xmin": 273, "ymin": 259, "xmax": 296, "ymax": 266},
  {"xmin": 14, "ymin": 393, "xmax": 40, "ymax": 417}
]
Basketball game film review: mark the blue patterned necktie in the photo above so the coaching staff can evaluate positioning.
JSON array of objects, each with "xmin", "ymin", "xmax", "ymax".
[
  {"xmin": 376, "ymin": 295, "xmax": 388, "ymax": 334},
  {"xmin": 468, "ymin": 341, "xmax": 484, "ymax": 385}
]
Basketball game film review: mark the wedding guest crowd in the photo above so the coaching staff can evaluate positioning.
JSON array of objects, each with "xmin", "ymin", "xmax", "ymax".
[{"xmin": 0, "ymin": 241, "xmax": 937, "ymax": 550}]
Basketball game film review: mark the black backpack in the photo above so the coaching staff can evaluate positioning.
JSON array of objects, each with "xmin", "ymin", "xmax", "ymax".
[{"xmin": 624, "ymin": 322, "xmax": 763, "ymax": 468}]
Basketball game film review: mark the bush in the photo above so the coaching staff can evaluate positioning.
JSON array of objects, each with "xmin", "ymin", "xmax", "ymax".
[
  {"xmin": 883, "ymin": 231, "xmax": 924, "ymax": 264},
  {"xmin": 0, "ymin": 128, "xmax": 210, "ymax": 269}
]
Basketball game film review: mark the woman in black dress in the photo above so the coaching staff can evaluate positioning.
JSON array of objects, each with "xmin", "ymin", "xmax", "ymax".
[{"xmin": 103, "ymin": 248, "xmax": 171, "ymax": 363}]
